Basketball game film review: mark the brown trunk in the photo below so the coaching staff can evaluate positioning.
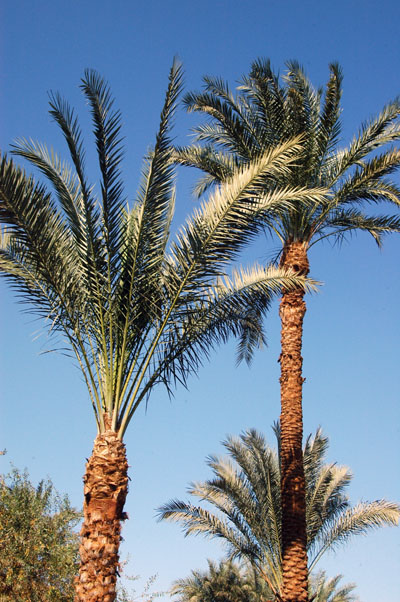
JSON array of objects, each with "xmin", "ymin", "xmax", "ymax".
[
  {"xmin": 279, "ymin": 241, "xmax": 309, "ymax": 602},
  {"xmin": 74, "ymin": 416, "xmax": 129, "ymax": 602}
]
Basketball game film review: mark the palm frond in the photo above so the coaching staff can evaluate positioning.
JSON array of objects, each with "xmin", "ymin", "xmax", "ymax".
[
  {"xmin": 309, "ymin": 500, "xmax": 400, "ymax": 571},
  {"xmin": 332, "ymin": 149, "xmax": 400, "ymax": 206},
  {"xmin": 322, "ymin": 209, "xmax": 400, "ymax": 247},
  {"xmin": 11, "ymin": 139, "xmax": 84, "ymax": 242},
  {"xmin": 184, "ymin": 83, "xmax": 254, "ymax": 159},
  {"xmin": 310, "ymin": 571, "xmax": 357, "ymax": 602},
  {"xmin": 315, "ymin": 64, "xmax": 343, "ymax": 162},
  {"xmin": 330, "ymin": 101, "xmax": 400, "ymax": 182},
  {"xmin": 0, "ymin": 153, "xmax": 81, "ymax": 315},
  {"xmin": 80, "ymin": 69, "xmax": 125, "ymax": 275}
]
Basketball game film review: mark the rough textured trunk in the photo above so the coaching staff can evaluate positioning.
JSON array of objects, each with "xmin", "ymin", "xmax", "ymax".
[
  {"xmin": 279, "ymin": 241, "xmax": 309, "ymax": 602},
  {"xmin": 74, "ymin": 416, "xmax": 129, "ymax": 602}
]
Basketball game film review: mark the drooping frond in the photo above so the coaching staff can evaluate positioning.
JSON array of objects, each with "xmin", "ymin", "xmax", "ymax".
[
  {"xmin": 173, "ymin": 145, "xmax": 237, "ymax": 196},
  {"xmin": 154, "ymin": 266, "xmax": 316, "ymax": 392},
  {"xmin": 0, "ymin": 153, "xmax": 82, "ymax": 323},
  {"xmin": 320, "ymin": 209, "xmax": 400, "ymax": 247},
  {"xmin": 168, "ymin": 138, "xmax": 327, "ymax": 293},
  {"xmin": 11, "ymin": 139, "xmax": 84, "ymax": 242},
  {"xmin": 309, "ymin": 500, "xmax": 400, "ymax": 572}
]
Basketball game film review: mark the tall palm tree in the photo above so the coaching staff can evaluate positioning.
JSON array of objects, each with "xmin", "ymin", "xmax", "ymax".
[
  {"xmin": 158, "ymin": 427, "xmax": 400, "ymax": 600},
  {"xmin": 0, "ymin": 63, "xmax": 322, "ymax": 602},
  {"xmin": 171, "ymin": 60, "xmax": 400, "ymax": 602}
]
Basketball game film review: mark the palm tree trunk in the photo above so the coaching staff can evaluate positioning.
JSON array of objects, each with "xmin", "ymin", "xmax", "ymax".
[
  {"xmin": 74, "ymin": 416, "xmax": 129, "ymax": 602},
  {"xmin": 279, "ymin": 241, "xmax": 309, "ymax": 602}
]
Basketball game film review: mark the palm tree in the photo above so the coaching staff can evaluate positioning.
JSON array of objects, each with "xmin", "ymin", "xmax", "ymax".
[
  {"xmin": 171, "ymin": 60, "xmax": 400, "ymax": 602},
  {"xmin": 172, "ymin": 559, "xmax": 264, "ymax": 602},
  {"xmin": 172, "ymin": 562, "xmax": 357, "ymax": 602},
  {"xmin": 309, "ymin": 572, "xmax": 357, "ymax": 602},
  {"xmin": 0, "ymin": 62, "xmax": 323, "ymax": 602},
  {"xmin": 158, "ymin": 427, "xmax": 399, "ymax": 600}
]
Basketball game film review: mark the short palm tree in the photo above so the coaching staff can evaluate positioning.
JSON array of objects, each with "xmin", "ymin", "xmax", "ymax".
[
  {"xmin": 309, "ymin": 572, "xmax": 357, "ymax": 602},
  {"xmin": 173, "ymin": 562, "xmax": 357, "ymax": 602},
  {"xmin": 172, "ymin": 59, "xmax": 400, "ymax": 602},
  {"xmin": 172, "ymin": 559, "xmax": 264, "ymax": 602},
  {"xmin": 0, "ymin": 63, "xmax": 322, "ymax": 602},
  {"xmin": 158, "ymin": 427, "xmax": 399, "ymax": 600}
]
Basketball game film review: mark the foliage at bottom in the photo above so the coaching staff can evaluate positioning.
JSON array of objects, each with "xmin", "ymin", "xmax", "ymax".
[{"xmin": 0, "ymin": 468, "xmax": 81, "ymax": 602}]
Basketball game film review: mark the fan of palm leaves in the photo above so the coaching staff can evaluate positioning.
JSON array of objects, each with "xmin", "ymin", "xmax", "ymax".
[
  {"xmin": 0, "ymin": 61, "xmax": 325, "ymax": 439},
  {"xmin": 158, "ymin": 426, "xmax": 399, "ymax": 596}
]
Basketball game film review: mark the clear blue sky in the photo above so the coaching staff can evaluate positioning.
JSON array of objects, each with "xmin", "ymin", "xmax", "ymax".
[{"xmin": 1, "ymin": 1, "xmax": 399, "ymax": 600}]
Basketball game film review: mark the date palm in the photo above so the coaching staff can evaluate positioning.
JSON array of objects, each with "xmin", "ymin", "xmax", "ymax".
[
  {"xmin": 172, "ymin": 562, "xmax": 356, "ymax": 602},
  {"xmin": 172, "ymin": 559, "xmax": 264, "ymax": 602},
  {"xmin": 310, "ymin": 572, "xmax": 357, "ymax": 602},
  {"xmin": 172, "ymin": 59, "xmax": 400, "ymax": 602},
  {"xmin": 0, "ymin": 62, "xmax": 323, "ymax": 602},
  {"xmin": 159, "ymin": 427, "xmax": 399, "ymax": 600}
]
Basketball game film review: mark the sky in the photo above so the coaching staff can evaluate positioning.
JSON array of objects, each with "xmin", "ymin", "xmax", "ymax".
[{"xmin": 1, "ymin": 1, "xmax": 399, "ymax": 600}]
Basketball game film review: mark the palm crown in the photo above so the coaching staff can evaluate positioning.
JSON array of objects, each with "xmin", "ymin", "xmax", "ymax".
[
  {"xmin": 0, "ymin": 62, "xmax": 322, "ymax": 439},
  {"xmin": 159, "ymin": 427, "xmax": 399, "ymax": 597},
  {"xmin": 176, "ymin": 59, "xmax": 400, "ymax": 247}
]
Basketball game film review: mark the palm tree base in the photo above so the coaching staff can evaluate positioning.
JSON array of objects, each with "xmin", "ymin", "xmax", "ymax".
[{"xmin": 74, "ymin": 421, "xmax": 129, "ymax": 602}]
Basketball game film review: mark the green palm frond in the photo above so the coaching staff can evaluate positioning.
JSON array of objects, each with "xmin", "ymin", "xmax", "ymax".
[
  {"xmin": 309, "ymin": 499, "xmax": 400, "ymax": 572},
  {"xmin": 330, "ymin": 101, "xmax": 400, "ymax": 182},
  {"xmin": 171, "ymin": 561, "xmax": 356, "ymax": 602},
  {"xmin": 10, "ymin": 139, "xmax": 84, "ymax": 241},
  {"xmin": 316, "ymin": 64, "xmax": 343, "ymax": 161},
  {"xmin": 173, "ymin": 145, "xmax": 237, "ymax": 196},
  {"xmin": 167, "ymin": 138, "xmax": 308, "ymax": 287},
  {"xmin": 80, "ymin": 69, "xmax": 125, "ymax": 273},
  {"xmin": 306, "ymin": 464, "xmax": 351, "ymax": 548},
  {"xmin": 184, "ymin": 83, "xmax": 254, "ymax": 159},
  {"xmin": 138, "ymin": 266, "xmax": 316, "ymax": 405},
  {"xmin": 320, "ymin": 209, "xmax": 400, "ymax": 247},
  {"xmin": 331, "ymin": 149, "xmax": 400, "ymax": 206},
  {"xmin": 46, "ymin": 88, "xmax": 100, "ymax": 242},
  {"xmin": 0, "ymin": 154, "xmax": 81, "ymax": 318}
]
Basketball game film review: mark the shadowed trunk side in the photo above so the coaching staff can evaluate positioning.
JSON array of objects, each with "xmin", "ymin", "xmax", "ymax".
[
  {"xmin": 74, "ymin": 416, "xmax": 129, "ymax": 602},
  {"xmin": 279, "ymin": 241, "xmax": 309, "ymax": 602}
]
